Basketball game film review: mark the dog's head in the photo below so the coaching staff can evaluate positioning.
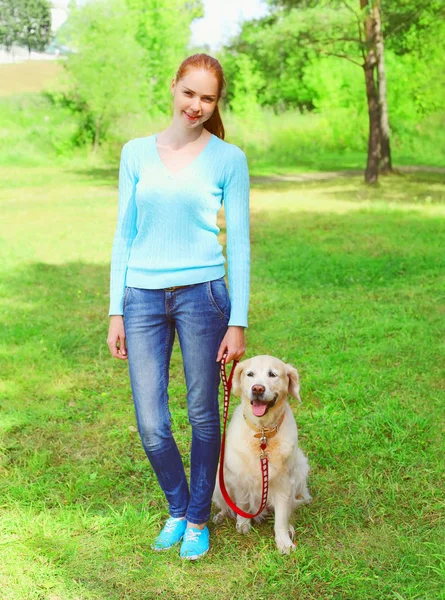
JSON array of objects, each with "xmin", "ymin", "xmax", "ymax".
[{"xmin": 232, "ymin": 355, "xmax": 301, "ymax": 419}]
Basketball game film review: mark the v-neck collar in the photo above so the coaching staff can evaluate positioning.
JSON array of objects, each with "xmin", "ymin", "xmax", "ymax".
[{"xmin": 153, "ymin": 133, "xmax": 215, "ymax": 178}]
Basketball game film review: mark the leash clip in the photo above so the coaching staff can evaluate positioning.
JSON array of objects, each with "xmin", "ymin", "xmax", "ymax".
[{"xmin": 259, "ymin": 429, "xmax": 268, "ymax": 457}]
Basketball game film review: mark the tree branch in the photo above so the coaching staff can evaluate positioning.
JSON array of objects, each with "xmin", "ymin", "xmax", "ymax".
[{"xmin": 318, "ymin": 48, "xmax": 364, "ymax": 68}]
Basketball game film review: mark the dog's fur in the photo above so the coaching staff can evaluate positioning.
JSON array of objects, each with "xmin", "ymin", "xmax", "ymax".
[{"xmin": 213, "ymin": 355, "xmax": 311, "ymax": 554}]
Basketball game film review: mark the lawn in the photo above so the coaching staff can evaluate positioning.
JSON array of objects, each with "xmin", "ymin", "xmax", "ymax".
[{"xmin": 0, "ymin": 164, "xmax": 444, "ymax": 599}]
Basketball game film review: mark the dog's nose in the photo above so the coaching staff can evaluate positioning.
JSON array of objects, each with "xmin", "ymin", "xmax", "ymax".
[{"xmin": 252, "ymin": 384, "xmax": 265, "ymax": 396}]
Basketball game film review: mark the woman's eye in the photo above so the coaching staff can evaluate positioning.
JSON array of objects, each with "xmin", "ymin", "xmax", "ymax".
[
  {"xmin": 184, "ymin": 91, "xmax": 192, "ymax": 96},
  {"xmin": 246, "ymin": 372, "xmax": 254, "ymax": 377},
  {"xmin": 268, "ymin": 371, "xmax": 277, "ymax": 378}
]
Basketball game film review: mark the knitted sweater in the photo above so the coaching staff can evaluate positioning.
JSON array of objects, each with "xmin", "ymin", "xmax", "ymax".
[{"xmin": 109, "ymin": 133, "xmax": 250, "ymax": 327}]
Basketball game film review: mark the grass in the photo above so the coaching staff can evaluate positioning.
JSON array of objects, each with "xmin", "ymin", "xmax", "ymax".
[{"xmin": 0, "ymin": 163, "xmax": 444, "ymax": 599}]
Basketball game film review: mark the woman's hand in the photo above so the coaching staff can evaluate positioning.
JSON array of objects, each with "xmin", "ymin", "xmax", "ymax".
[
  {"xmin": 107, "ymin": 315, "xmax": 128, "ymax": 360},
  {"xmin": 216, "ymin": 326, "xmax": 246, "ymax": 364}
]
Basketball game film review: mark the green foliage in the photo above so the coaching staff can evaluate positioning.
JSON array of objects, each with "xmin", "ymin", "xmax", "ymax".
[
  {"xmin": 0, "ymin": 0, "xmax": 19, "ymax": 50},
  {"xmin": 0, "ymin": 0, "xmax": 51, "ymax": 53},
  {"xmin": 383, "ymin": 0, "xmax": 445, "ymax": 55},
  {"xmin": 226, "ymin": 53, "xmax": 262, "ymax": 121},
  {"xmin": 60, "ymin": 0, "xmax": 146, "ymax": 150},
  {"xmin": 126, "ymin": 0, "xmax": 203, "ymax": 115},
  {"xmin": 220, "ymin": 0, "xmax": 445, "ymax": 175},
  {"xmin": 0, "ymin": 94, "xmax": 86, "ymax": 164}
]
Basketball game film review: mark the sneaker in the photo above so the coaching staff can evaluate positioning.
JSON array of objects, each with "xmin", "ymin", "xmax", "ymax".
[
  {"xmin": 151, "ymin": 517, "xmax": 187, "ymax": 551},
  {"xmin": 180, "ymin": 526, "xmax": 210, "ymax": 560}
]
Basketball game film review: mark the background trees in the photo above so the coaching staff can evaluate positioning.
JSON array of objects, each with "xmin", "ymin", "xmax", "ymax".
[
  {"xmin": 220, "ymin": 0, "xmax": 445, "ymax": 183},
  {"xmin": 0, "ymin": 0, "xmax": 51, "ymax": 55},
  {"xmin": 2, "ymin": 0, "xmax": 442, "ymax": 174}
]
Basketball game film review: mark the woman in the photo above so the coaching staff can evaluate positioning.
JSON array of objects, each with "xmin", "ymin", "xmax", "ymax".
[{"xmin": 107, "ymin": 54, "xmax": 250, "ymax": 560}]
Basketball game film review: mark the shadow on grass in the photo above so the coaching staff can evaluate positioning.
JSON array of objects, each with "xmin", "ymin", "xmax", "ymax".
[{"xmin": 67, "ymin": 166, "xmax": 119, "ymax": 188}]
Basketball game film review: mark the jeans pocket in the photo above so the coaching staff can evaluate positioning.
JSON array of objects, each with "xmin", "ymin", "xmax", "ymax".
[
  {"xmin": 207, "ymin": 278, "xmax": 230, "ymax": 319},
  {"xmin": 123, "ymin": 286, "xmax": 131, "ymax": 312}
]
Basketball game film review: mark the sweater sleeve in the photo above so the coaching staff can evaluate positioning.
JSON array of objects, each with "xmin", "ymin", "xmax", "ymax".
[
  {"xmin": 109, "ymin": 142, "xmax": 138, "ymax": 315},
  {"xmin": 223, "ymin": 151, "xmax": 250, "ymax": 327}
]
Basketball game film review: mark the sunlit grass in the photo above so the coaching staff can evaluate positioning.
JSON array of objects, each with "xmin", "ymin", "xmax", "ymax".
[{"xmin": 0, "ymin": 165, "xmax": 444, "ymax": 599}]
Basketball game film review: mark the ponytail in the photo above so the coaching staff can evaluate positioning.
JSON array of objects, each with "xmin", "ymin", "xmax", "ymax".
[{"xmin": 204, "ymin": 104, "xmax": 225, "ymax": 140}]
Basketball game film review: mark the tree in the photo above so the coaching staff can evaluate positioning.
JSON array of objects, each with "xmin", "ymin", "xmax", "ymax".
[
  {"xmin": 361, "ymin": 0, "xmax": 380, "ymax": 183},
  {"xmin": 60, "ymin": 0, "xmax": 146, "ymax": 151},
  {"xmin": 264, "ymin": 0, "xmax": 444, "ymax": 180},
  {"xmin": 0, "ymin": 0, "xmax": 51, "ymax": 55},
  {"xmin": 0, "ymin": 0, "xmax": 20, "ymax": 51},
  {"xmin": 373, "ymin": 0, "xmax": 391, "ymax": 173},
  {"xmin": 125, "ymin": 0, "xmax": 203, "ymax": 114},
  {"xmin": 227, "ymin": 1, "xmax": 391, "ymax": 183},
  {"xmin": 17, "ymin": 0, "xmax": 51, "ymax": 56}
]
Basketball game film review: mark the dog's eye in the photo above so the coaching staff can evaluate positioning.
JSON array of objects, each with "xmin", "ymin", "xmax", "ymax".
[
  {"xmin": 268, "ymin": 371, "xmax": 277, "ymax": 378},
  {"xmin": 246, "ymin": 371, "xmax": 254, "ymax": 377}
]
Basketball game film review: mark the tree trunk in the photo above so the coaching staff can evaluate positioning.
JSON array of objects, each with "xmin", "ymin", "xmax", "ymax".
[
  {"xmin": 361, "ymin": 0, "xmax": 380, "ymax": 184},
  {"xmin": 93, "ymin": 121, "xmax": 101, "ymax": 153},
  {"xmin": 374, "ymin": 2, "xmax": 392, "ymax": 173},
  {"xmin": 363, "ymin": 62, "xmax": 380, "ymax": 184}
]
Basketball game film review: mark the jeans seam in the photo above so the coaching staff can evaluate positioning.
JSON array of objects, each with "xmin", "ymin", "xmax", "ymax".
[{"xmin": 162, "ymin": 321, "xmax": 174, "ymax": 425}]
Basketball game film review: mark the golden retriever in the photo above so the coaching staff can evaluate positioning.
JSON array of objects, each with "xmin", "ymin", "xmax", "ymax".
[{"xmin": 213, "ymin": 355, "xmax": 311, "ymax": 554}]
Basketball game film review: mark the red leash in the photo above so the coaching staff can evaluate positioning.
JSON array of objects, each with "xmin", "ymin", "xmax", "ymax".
[{"xmin": 219, "ymin": 355, "xmax": 269, "ymax": 519}]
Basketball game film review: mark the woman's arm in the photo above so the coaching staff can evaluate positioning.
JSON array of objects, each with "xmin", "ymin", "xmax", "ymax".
[
  {"xmin": 109, "ymin": 142, "xmax": 138, "ymax": 317},
  {"xmin": 108, "ymin": 142, "xmax": 138, "ymax": 359},
  {"xmin": 217, "ymin": 150, "xmax": 250, "ymax": 362}
]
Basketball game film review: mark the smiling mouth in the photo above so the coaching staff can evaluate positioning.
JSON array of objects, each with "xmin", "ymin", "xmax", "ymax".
[
  {"xmin": 185, "ymin": 112, "xmax": 199, "ymax": 120},
  {"xmin": 250, "ymin": 395, "xmax": 278, "ymax": 417}
]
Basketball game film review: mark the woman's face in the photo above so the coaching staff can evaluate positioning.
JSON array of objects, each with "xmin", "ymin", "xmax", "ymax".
[{"xmin": 171, "ymin": 69, "xmax": 219, "ymax": 129}]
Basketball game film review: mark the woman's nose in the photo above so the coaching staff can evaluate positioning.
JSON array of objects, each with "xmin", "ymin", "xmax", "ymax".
[{"xmin": 190, "ymin": 98, "xmax": 201, "ymax": 112}]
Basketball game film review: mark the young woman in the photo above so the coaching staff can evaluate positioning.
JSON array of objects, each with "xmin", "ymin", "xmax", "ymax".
[{"xmin": 107, "ymin": 54, "xmax": 250, "ymax": 560}]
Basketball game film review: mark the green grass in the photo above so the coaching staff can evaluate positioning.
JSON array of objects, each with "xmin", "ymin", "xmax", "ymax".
[{"xmin": 0, "ymin": 165, "xmax": 444, "ymax": 599}]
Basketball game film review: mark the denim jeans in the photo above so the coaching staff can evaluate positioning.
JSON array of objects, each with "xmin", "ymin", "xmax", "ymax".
[{"xmin": 123, "ymin": 277, "xmax": 230, "ymax": 524}]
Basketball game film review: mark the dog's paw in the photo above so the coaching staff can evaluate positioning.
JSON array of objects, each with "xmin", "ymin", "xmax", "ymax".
[
  {"xmin": 275, "ymin": 532, "xmax": 296, "ymax": 554},
  {"xmin": 288, "ymin": 524, "xmax": 295, "ymax": 541},
  {"xmin": 236, "ymin": 520, "xmax": 251, "ymax": 535},
  {"xmin": 212, "ymin": 511, "xmax": 226, "ymax": 524}
]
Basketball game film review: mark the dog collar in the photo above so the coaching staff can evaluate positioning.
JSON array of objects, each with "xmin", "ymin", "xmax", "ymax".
[{"xmin": 242, "ymin": 411, "xmax": 286, "ymax": 441}]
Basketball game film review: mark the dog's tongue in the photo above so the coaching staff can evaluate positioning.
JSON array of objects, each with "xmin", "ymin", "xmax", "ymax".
[{"xmin": 251, "ymin": 400, "xmax": 268, "ymax": 417}]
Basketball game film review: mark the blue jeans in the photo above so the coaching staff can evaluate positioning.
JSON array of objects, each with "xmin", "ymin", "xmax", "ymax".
[{"xmin": 123, "ymin": 277, "xmax": 230, "ymax": 524}]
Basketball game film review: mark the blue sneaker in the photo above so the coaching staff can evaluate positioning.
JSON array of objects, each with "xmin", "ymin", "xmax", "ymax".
[
  {"xmin": 152, "ymin": 517, "xmax": 187, "ymax": 551},
  {"xmin": 180, "ymin": 526, "xmax": 210, "ymax": 560}
]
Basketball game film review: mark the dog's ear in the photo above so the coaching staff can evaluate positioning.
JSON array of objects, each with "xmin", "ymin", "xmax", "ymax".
[
  {"xmin": 231, "ymin": 362, "xmax": 244, "ymax": 396},
  {"xmin": 286, "ymin": 364, "xmax": 301, "ymax": 403}
]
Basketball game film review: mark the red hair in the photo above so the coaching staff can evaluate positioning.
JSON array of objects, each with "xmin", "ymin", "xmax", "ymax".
[{"xmin": 175, "ymin": 54, "xmax": 226, "ymax": 140}]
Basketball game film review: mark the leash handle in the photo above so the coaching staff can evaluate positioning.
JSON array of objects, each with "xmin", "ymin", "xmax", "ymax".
[{"xmin": 219, "ymin": 354, "xmax": 269, "ymax": 519}]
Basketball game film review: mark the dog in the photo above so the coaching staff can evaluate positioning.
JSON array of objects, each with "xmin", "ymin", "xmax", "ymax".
[{"xmin": 213, "ymin": 355, "xmax": 311, "ymax": 554}]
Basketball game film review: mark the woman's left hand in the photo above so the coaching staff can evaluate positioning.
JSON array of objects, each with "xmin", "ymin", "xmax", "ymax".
[{"xmin": 216, "ymin": 326, "xmax": 246, "ymax": 363}]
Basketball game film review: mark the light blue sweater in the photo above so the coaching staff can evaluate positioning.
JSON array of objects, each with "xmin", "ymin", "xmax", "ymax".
[{"xmin": 109, "ymin": 133, "xmax": 250, "ymax": 327}]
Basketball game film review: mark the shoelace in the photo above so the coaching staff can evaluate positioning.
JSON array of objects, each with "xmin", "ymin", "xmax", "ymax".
[
  {"xmin": 184, "ymin": 529, "xmax": 201, "ymax": 542},
  {"xmin": 164, "ymin": 518, "xmax": 183, "ymax": 533}
]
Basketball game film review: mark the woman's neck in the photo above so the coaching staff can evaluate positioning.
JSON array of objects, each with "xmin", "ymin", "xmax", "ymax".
[{"xmin": 157, "ymin": 124, "xmax": 208, "ymax": 151}]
